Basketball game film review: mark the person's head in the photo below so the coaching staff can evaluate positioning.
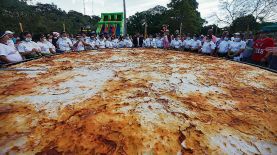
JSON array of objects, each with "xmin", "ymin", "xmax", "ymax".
[
  {"xmin": 107, "ymin": 36, "xmax": 112, "ymax": 41},
  {"xmin": 39, "ymin": 34, "xmax": 47, "ymax": 42},
  {"xmin": 47, "ymin": 34, "xmax": 53, "ymax": 40},
  {"xmin": 156, "ymin": 35, "xmax": 160, "ymax": 40},
  {"xmin": 149, "ymin": 35, "xmax": 153, "ymax": 40},
  {"xmin": 222, "ymin": 31, "xmax": 229, "ymax": 38},
  {"xmin": 99, "ymin": 34, "xmax": 104, "ymax": 40},
  {"xmin": 224, "ymin": 35, "xmax": 229, "ymax": 41},
  {"xmin": 234, "ymin": 33, "xmax": 241, "ymax": 42},
  {"xmin": 5, "ymin": 31, "xmax": 14, "ymax": 39},
  {"xmin": 206, "ymin": 35, "xmax": 212, "ymax": 42},
  {"xmin": 75, "ymin": 34, "xmax": 82, "ymax": 40},
  {"xmin": 61, "ymin": 31, "xmax": 68, "ymax": 39},
  {"xmin": 193, "ymin": 34, "xmax": 198, "ymax": 40},
  {"xmin": 208, "ymin": 29, "xmax": 213, "ymax": 35},
  {"xmin": 81, "ymin": 32, "xmax": 87, "ymax": 37},
  {"xmin": 22, "ymin": 31, "xmax": 32, "ymax": 42},
  {"xmin": 119, "ymin": 36, "xmax": 123, "ymax": 41},
  {"xmin": 0, "ymin": 32, "xmax": 10, "ymax": 43},
  {"xmin": 245, "ymin": 31, "xmax": 253, "ymax": 40},
  {"xmin": 186, "ymin": 33, "xmax": 191, "ymax": 39},
  {"xmin": 258, "ymin": 31, "xmax": 270, "ymax": 39}
]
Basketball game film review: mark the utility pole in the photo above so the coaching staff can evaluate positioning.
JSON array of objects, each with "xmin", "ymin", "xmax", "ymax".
[
  {"xmin": 180, "ymin": 22, "xmax": 183, "ymax": 35},
  {"xmin": 91, "ymin": 0, "xmax": 94, "ymax": 15},
  {"xmin": 83, "ymin": 0, "xmax": 86, "ymax": 15},
  {"xmin": 123, "ymin": 0, "xmax": 127, "ymax": 36}
]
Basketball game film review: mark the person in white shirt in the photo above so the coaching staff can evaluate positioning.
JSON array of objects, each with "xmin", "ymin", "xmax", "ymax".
[
  {"xmin": 217, "ymin": 37, "xmax": 230, "ymax": 57},
  {"xmin": 183, "ymin": 35, "xmax": 193, "ymax": 50},
  {"xmin": 0, "ymin": 32, "xmax": 23, "ymax": 64},
  {"xmin": 124, "ymin": 36, "xmax": 133, "ymax": 48},
  {"xmin": 228, "ymin": 33, "xmax": 246, "ymax": 60},
  {"xmin": 81, "ymin": 32, "xmax": 90, "ymax": 43},
  {"xmin": 170, "ymin": 36, "xmax": 182, "ymax": 50},
  {"xmin": 201, "ymin": 35, "xmax": 216, "ymax": 55},
  {"xmin": 105, "ymin": 36, "xmax": 113, "ymax": 49},
  {"xmin": 190, "ymin": 34, "xmax": 202, "ymax": 52},
  {"xmin": 118, "ymin": 36, "xmax": 125, "ymax": 48},
  {"xmin": 73, "ymin": 34, "xmax": 91, "ymax": 52},
  {"xmin": 37, "ymin": 34, "xmax": 56, "ymax": 55},
  {"xmin": 155, "ymin": 35, "xmax": 163, "ymax": 48},
  {"xmin": 86, "ymin": 33, "xmax": 97, "ymax": 50},
  {"xmin": 96, "ymin": 34, "xmax": 106, "ymax": 49},
  {"xmin": 144, "ymin": 35, "xmax": 156, "ymax": 48},
  {"xmin": 5, "ymin": 30, "xmax": 16, "ymax": 49},
  {"xmin": 46, "ymin": 33, "xmax": 54, "ymax": 44},
  {"xmin": 56, "ymin": 32, "xmax": 73, "ymax": 53},
  {"xmin": 112, "ymin": 36, "xmax": 119, "ymax": 48},
  {"xmin": 18, "ymin": 31, "xmax": 42, "ymax": 59}
]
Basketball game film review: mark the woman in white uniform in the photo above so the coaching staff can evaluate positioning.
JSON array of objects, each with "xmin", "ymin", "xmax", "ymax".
[
  {"xmin": 96, "ymin": 34, "xmax": 106, "ymax": 49},
  {"xmin": 118, "ymin": 36, "xmax": 126, "ymax": 48},
  {"xmin": 56, "ymin": 32, "xmax": 73, "ymax": 53},
  {"xmin": 155, "ymin": 35, "xmax": 163, "ymax": 48},
  {"xmin": 201, "ymin": 35, "xmax": 216, "ymax": 55},
  {"xmin": 0, "ymin": 32, "xmax": 23, "ymax": 64},
  {"xmin": 217, "ymin": 36, "xmax": 230, "ymax": 57},
  {"xmin": 124, "ymin": 36, "xmax": 133, "ymax": 48},
  {"xmin": 37, "ymin": 34, "xmax": 56, "ymax": 55},
  {"xmin": 73, "ymin": 34, "xmax": 91, "ymax": 52},
  {"xmin": 105, "ymin": 36, "xmax": 113, "ymax": 49},
  {"xmin": 18, "ymin": 31, "xmax": 42, "ymax": 59},
  {"xmin": 183, "ymin": 34, "xmax": 193, "ymax": 50},
  {"xmin": 86, "ymin": 33, "xmax": 97, "ymax": 50},
  {"xmin": 190, "ymin": 34, "xmax": 202, "ymax": 52},
  {"xmin": 228, "ymin": 33, "xmax": 246, "ymax": 59},
  {"xmin": 170, "ymin": 35, "xmax": 182, "ymax": 50},
  {"xmin": 112, "ymin": 36, "xmax": 119, "ymax": 48}
]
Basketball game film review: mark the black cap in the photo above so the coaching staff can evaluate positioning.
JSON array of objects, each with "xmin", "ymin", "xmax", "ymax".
[{"xmin": 0, "ymin": 32, "xmax": 6, "ymax": 39}]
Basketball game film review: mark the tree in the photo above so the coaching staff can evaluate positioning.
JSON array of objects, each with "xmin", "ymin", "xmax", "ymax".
[
  {"xmin": 167, "ymin": 0, "xmax": 204, "ymax": 34},
  {"xmin": 127, "ymin": 5, "xmax": 168, "ymax": 35},
  {"xmin": 229, "ymin": 15, "xmax": 259, "ymax": 33},
  {"xmin": 0, "ymin": 0, "xmax": 100, "ymax": 34},
  {"xmin": 215, "ymin": 0, "xmax": 277, "ymax": 25},
  {"xmin": 127, "ymin": 0, "xmax": 204, "ymax": 35}
]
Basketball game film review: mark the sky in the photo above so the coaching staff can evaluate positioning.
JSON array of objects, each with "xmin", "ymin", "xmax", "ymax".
[{"xmin": 30, "ymin": 0, "xmax": 220, "ymax": 25}]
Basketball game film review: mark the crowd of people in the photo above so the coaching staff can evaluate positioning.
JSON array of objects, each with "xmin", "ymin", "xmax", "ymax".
[{"xmin": 0, "ymin": 29, "xmax": 276, "ymax": 70}]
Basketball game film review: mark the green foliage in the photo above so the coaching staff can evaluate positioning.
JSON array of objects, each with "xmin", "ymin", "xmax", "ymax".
[
  {"xmin": 0, "ymin": 0, "xmax": 100, "ymax": 34},
  {"xmin": 230, "ymin": 15, "xmax": 259, "ymax": 33},
  {"xmin": 127, "ymin": 0, "xmax": 204, "ymax": 35}
]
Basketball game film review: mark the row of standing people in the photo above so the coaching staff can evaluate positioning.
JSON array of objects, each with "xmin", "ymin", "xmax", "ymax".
[
  {"xmin": 0, "ymin": 31, "xmax": 134, "ymax": 64},
  {"xmin": 133, "ymin": 30, "xmax": 276, "ymax": 69},
  {"xmin": 1, "ymin": 30, "xmax": 276, "ymax": 70}
]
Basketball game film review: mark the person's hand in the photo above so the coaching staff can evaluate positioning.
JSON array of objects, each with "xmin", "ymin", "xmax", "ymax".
[
  {"xmin": 265, "ymin": 47, "xmax": 277, "ymax": 53},
  {"xmin": 261, "ymin": 57, "xmax": 267, "ymax": 62},
  {"xmin": 32, "ymin": 48, "xmax": 38, "ymax": 53}
]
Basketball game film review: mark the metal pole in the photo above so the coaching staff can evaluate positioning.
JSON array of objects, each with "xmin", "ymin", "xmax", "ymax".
[
  {"xmin": 83, "ymin": 0, "xmax": 86, "ymax": 15},
  {"xmin": 180, "ymin": 22, "xmax": 182, "ymax": 35},
  {"xmin": 19, "ymin": 22, "xmax": 23, "ymax": 32},
  {"xmin": 63, "ymin": 23, "xmax": 66, "ymax": 32},
  {"xmin": 123, "ymin": 0, "xmax": 127, "ymax": 36}
]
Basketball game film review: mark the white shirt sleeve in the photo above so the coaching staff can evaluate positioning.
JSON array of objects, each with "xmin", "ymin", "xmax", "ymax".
[
  {"xmin": 0, "ymin": 44, "xmax": 8, "ymax": 56},
  {"xmin": 67, "ymin": 39, "xmax": 73, "ymax": 46},
  {"xmin": 17, "ymin": 43, "xmax": 26, "ymax": 53},
  {"xmin": 241, "ymin": 41, "xmax": 246, "ymax": 49},
  {"xmin": 210, "ymin": 42, "xmax": 216, "ymax": 50}
]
